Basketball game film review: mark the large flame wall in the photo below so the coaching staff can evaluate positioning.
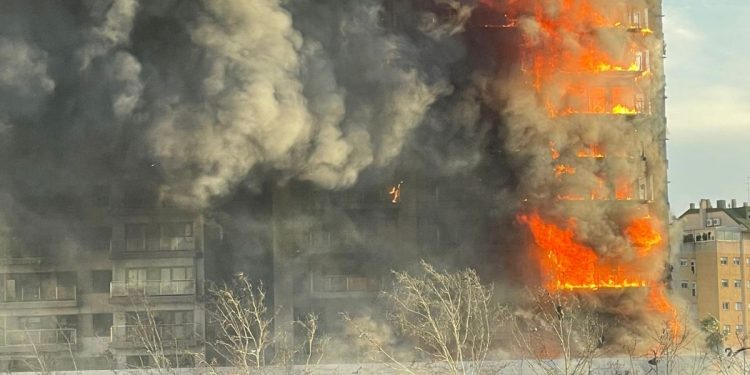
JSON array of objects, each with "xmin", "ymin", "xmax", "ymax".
[{"xmin": 487, "ymin": 0, "xmax": 677, "ymax": 334}]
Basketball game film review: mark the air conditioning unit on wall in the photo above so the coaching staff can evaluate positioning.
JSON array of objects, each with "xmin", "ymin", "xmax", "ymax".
[{"xmin": 706, "ymin": 219, "xmax": 713, "ymax": 227}]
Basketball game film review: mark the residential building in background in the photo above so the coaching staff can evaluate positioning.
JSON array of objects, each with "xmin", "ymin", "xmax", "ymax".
[{"xmin": 675, "ymin": 198, "xmax": 750, "ymax": 347}]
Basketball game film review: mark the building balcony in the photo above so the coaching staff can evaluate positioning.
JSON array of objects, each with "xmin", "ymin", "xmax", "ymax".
[
  {"xmin": 110, "ymin": 238, "xmax": 200, "ymax": 259},
  {"xmin": 0, "ymin": 328, "xmax": 77, "ymax": 353},
  {"xmin": 308, "ymin": 275, "xmax": 382, "ymax": 299},
  {"xmin": 0, "ymin": 286, "xmax": 77, "ymax": 309},
  {"xmin": 109, "ymin": 323, "xmax": 201, "ymax": 349},
  {"xmin": 0, "ymin": 256, "xmax": 46, "ymax": 266},
  {"xmin": 110, "ymin": 280, "xmax": 195, "ymax": 299}
]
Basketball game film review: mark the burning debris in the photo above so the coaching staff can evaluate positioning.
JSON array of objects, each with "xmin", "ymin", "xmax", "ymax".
[{"xmin": 388, "ymin": 181, "xmax": 403, "ymax": 204}]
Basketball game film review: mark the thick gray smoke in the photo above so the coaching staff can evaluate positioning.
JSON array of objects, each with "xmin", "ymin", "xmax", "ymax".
[{"xmin": 0, "ymin": 0, "xmax": 480, "ymax": 211}]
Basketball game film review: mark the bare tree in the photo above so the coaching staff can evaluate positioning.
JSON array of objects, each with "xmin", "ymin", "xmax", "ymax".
[
  {"xmin": 17, "ymin": 318, "xmax": 79, "ymax": 373},
  {"xmin": 341, "ymin": 312, "xmax": 417, "ymax": 375},
  {"xmin": 206, "ymin": 273, "xmax": 276, "ymax": 371},
  {"xmin": 644, "ymin": 316, "xmax": 691, "ymax": 375},
  {"xmin": 295, "ymin": 313, "xmax": 329, "ymax": 371},
  {"xmin": 505, "ymin": 288, "xmax": 606, "ymax": 375},
  {"xmin": 345, "ymin": 260, "xmax": 499, "ymax": 374},
  {"xmin": 124, "ymin": 300, "xmax": 200, "ymax": 373},
  {"xmin": 386, "ymin": 261, "xmax": 499, "ymax": 374}
]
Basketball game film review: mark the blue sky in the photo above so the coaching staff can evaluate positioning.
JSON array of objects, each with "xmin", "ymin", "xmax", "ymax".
[{"xmin": 664, "ymin": 0, "xmax": 750, "ymax": 215}]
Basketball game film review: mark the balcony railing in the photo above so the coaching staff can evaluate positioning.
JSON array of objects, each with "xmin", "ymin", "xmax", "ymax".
[
  {"xmin": 110, "ymin": 323, "xmax": 200, "ymax": 347},
  {"xmin": 125, "ymin": 237, "xmax": 195, "ymax": 252},
  {"xmin": 110, "ymin": 280, "xmax": 195, "ymax": 297},
  {"xmin": 0, "ymin": 256, "xmax": 45, "ymax": 265},
  {"xmin": 313, "ymin": 276, "xmax": 381, "ymax": 293},
  {"xmin": 1, "ymin": 286, "xmax": 76, "ymax": 303},
  {"xmin": 2, "ymin": 328, "xmax": 76, "ymax": 347}
]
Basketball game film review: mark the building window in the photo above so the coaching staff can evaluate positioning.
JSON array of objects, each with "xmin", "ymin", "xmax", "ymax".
[
  {"xmin": 746, "ymin": 257, "xmax": 750, "ymax": 266},
  {"xmin": 125, "ymin": 224, "xmax": 147, "ymax": 251},
  {"xmin": 91, "ymin": 270, "xmax": 112, "ymax": 293},
  {"xmin": 159, "ymin": 222, "xmax": 195, "ymax": 251},
  {"xmin": 722, "ymin": 279, "xmax": 729, "ymax": 288},
  {"xmin": 719, "ymin": 231, "xmax": 741, "ymax": 241},
  {"xmin": 737, "ymin": 302, "xmax": 743, "ymax": 311},
  {"xmin": 721, "ymin": 257, "xmax": 729, "ymax": 265},
  {"xmin": 735, "ymin": 257, "xmax": 742, "ymax": 265},
  {"xmin": 735, "ymin": 280, "xmax": 742, "ymax": 288},
  {"xmin": 722, "ymin": 302, "xmax": 730, "ymax": 310},
  {"xmin": 92, "ymin": 314, "xmax": 112, "ymax": 337},
  {"xmin": 679, "ymin": 259, "xmax": 688, "ymax": 267},
  {"xmin": 738, "ymin": 325, "xmax": 745, "ymax": 333},
  {"xmin": 680, "ymin": 281, "xmax": 688, "ymax": 289},
  {"xmin": 126, "ymin": 222, "xmax": 195, "ymax": 252},
  {"xmin": 724, "ymin": 325, "xmax": 731, "ymax": 333}
]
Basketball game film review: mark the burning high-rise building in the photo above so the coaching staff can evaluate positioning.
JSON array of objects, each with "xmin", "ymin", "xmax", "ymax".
[
  {"xmin": 488, "ymin": 0, "xmax": 675, "ymax": 337},
  {"xmin": 0, "ymin": 0, "xmax": 677, "ymax": 370}
]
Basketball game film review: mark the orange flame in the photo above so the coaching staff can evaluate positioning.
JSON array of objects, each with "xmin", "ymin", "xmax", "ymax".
[
  {"xmin": 577, "ymin": 145, "xmax": 605, "ymax": 158},
  {"xmin": 554, "ymin": 164, "xmax": 576, "ymax": 177},
  {"xmin": 612, "ymin": 104, "xmax": 638, "ymax": 115},
  {"xmin": 519, "ymin": 213, "xmax": 647, "ymax": 291},
  {"xmin": 615, "ymin": 178, "xmax": 634, "ymax": 200},
  {"xmin": 625, "ymin": 217, "xmax": 662, "ymax": 257},
  {"xmin": 501, "ymin": 1, "xmax": 651, "ymax": 117},
  {"xmin": 549, "ymin": 141, "xmax": 560, "ymax": 160},
  {"xmin": 556, "ymin": 194, "xmax": 585, "ymax": 201},
  {"xmin": 648, "ymin": 284, "xmax": 681, "ymax": 338}
]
